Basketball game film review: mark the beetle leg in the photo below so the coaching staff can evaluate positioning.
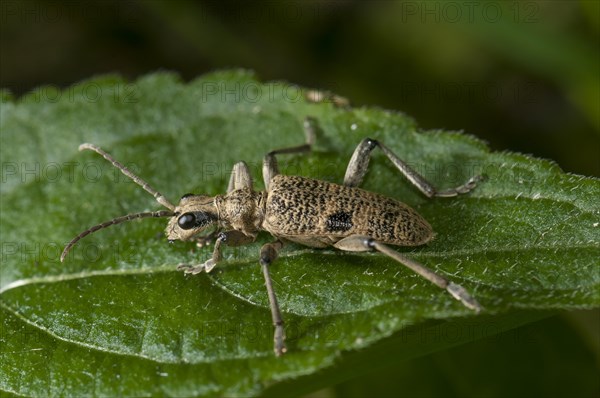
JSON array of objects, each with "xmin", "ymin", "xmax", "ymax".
[
  {"xmin": 227, "ymin": 161, "xmax": 253, "ymax": 192},
  {"xmin": 177, "ymin": 230, "xmax": 255, "ymax": 274},
  {"xmin": 343, "ymin": 138, "xmax": 483, "ymax": 198},
  {"xmin": 334, "ymin": 235, "xmax": 482, "ymax": 312},
  {"xmin": 262, "ymin": 117, "xmax": 316, "ymax": 191},
  {"xmin": 259, "ymin": 240, "xmax": 287, "ymax": 356},
  {"xmin": 194, "ymin": 228, "xmax": 221, "ymax": 248}
]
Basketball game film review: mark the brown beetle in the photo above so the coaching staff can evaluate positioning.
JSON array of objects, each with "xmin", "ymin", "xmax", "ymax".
[{"xmin": 62, "ymin": 117, "xmax": 483, "ymax": 356}]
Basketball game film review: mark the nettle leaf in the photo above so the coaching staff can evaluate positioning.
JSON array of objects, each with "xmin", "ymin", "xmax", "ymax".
[{"xmin": 1, "ymin": 71, "xmax": 598, "ymax": 397}]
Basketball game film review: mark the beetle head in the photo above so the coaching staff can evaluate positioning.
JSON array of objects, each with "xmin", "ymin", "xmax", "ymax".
[{"xmin": 166, "ymin": 194, "xmax": 219, "ymax": 241}]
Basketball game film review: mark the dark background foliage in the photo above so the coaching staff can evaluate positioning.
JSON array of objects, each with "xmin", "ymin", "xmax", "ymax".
[{"xmin": 1, "ymin": 0, "xmax": 598, "ymax": 176}]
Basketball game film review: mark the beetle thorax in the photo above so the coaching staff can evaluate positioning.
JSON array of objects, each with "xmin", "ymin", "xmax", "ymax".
[{"xmin": 217, "ymin": 188, "xmax": 267, "ymax": 236}]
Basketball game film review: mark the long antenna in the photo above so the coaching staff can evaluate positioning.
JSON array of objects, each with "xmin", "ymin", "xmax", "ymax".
[
  {"xmin": 79, "ymin": 143, "xmax": 176, "ymax": 211},
  {"xmin": 60, "ymin": 210, "xmax": 174, "ymax": 262}
]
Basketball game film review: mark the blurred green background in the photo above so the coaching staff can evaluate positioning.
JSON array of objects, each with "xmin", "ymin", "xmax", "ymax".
[
  {"xmin": 1, "ymin": 1, "xmax": 598, "ymax": 397},
  {"xmin": 1, "ymin": 0, "xmax": 598, "ymax": 176}
]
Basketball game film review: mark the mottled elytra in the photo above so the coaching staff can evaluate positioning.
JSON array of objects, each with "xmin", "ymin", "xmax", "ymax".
[{"xmin": 61, "ymin": 118, "xmax": 484, "ymax": 356}]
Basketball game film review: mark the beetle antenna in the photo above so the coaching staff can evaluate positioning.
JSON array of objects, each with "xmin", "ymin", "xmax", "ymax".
[
  {"xmin": 60, "ymin": 210, "xmax": 174, "ymax": 262},
  {"xmin": 79, "ymin": 143, "xmax": 176, "ymax": 211}
]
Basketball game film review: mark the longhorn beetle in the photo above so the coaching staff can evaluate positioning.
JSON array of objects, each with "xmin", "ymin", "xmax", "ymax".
[{"xmin": 61, "ymin": 117, "xmax": 483, "ymax": 356}]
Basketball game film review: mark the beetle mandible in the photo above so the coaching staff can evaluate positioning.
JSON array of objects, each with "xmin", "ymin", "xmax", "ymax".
[{"xmin": 61, "ymin": 117, "xmax": 483, "ymax": 356}]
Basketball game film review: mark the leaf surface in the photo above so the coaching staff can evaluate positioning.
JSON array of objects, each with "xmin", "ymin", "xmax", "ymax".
[{"xmin": 1, "ymin": 71, "xmax": 598, "ymax": 397}]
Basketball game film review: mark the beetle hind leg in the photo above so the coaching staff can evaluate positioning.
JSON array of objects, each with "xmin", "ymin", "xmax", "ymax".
[
  {"xmin": 333, "ymin": 235, "xmax": 482, "ymax": 312},
  {"xmin": 262, "ymin": 117, "xmax": 316, "ymax": 191},
  {"xmin": 343, "ymin": 138, "xmax": 483, "ymax": 198}
]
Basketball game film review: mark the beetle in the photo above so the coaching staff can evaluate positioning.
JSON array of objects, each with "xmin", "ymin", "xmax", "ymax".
[{"xmin": 61, "ymin": 117, "xmax": 483, "ymax": 356}]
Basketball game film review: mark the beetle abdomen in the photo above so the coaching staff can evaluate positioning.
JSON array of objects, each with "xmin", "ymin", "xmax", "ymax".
[{"xmin": 263, "ymin": 175, "xmax": 433, "ymax": 246}]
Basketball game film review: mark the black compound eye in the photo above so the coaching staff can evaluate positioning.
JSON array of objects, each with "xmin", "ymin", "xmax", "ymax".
[
  {"xmin": 180, "ymin": 193, "xmax": 194, "ymax": 200},
  {"xmin": 177, "ymin": 213, "xmax": 196, "ymax": 230}
]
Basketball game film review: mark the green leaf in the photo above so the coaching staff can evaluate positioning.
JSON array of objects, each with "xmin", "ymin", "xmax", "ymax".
[
  {"xmin": 331, "ymin": 313, "xmax": 600, "ymax": 398},
  {"xmin": 1, "ymin": 70, "xmax": 598, "ymax": 397}
]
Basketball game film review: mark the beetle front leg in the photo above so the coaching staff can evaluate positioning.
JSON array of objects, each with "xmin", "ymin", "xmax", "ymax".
[
  {"xmin": 194, "ymin": 229, "xmax": 220, "ymax": 248},
  {"xmin": 343, "ymin": 138, "xmax": 482, "ymax": 197},
  {"xmin": 334, "ymin": 235, "xmax": 482, "ymax": 312},
  {"xmin": 177, "ymin": 230, "xmax": 255, "ymax": 274},
  {"xmin": 259, "ymin": 240, "xmax": 287, "ymax": 356}
]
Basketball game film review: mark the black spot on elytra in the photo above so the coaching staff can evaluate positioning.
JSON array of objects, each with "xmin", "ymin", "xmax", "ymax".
[{"xmin": 326, "ymin": 211, "xmax": 353, "ymax": 232}]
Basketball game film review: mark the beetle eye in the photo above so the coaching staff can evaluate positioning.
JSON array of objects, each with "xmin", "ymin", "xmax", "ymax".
[{"xmin": 177, "ymin": 213, "xmax": 196, "ymax": 230}]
